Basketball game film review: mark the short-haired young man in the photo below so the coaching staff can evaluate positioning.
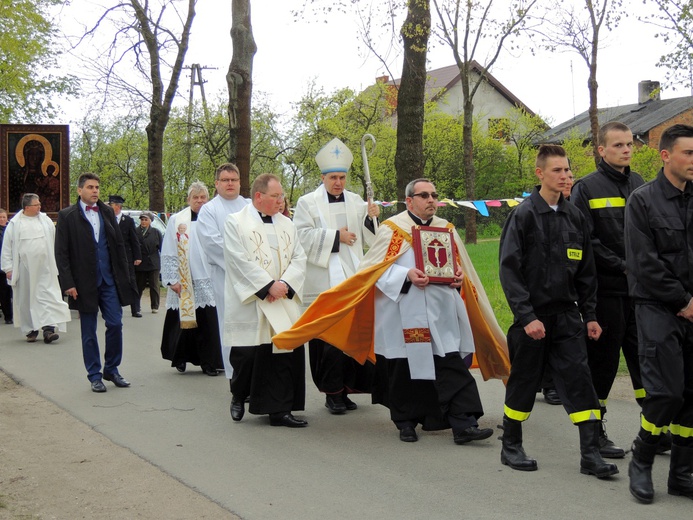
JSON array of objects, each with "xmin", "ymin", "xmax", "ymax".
[
  {"xmin": 499, "ymin": 144, "xmax": 618, "ymax": 479},
  {"xmin": 571, "ymin": 121, "xmax": 647, "ymax": 458},
  {"xmin": 625, "ymin": 123, "xmax": 693, "ymax": 503}
]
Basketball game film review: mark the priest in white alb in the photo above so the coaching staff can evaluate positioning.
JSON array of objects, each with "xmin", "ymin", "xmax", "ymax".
[
  {"xmin": 0, "ymin": 193, "xmax": 71, "ymax": 343},
  {"xmin": 160, "ymin": 181, "xmax": 223, "ymax": 376},
  {"xmin": 224, "ymin": 174, "xmax": 308, "ymax": 428},
  {"xmin": 196, "ymin": 163, "xmax": 250, "ymax": 381},
  {"xmin": 293, "ymin": 138, "xmax": 379, "ymax": 414},
  {"xmin": 274, "ymin": 179, "xmax": 511, "ymax": 443}
]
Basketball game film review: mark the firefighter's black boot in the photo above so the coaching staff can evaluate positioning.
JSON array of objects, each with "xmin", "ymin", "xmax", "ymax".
[
  {"xmin": 668, "ymin": 443, "xmax": 693, "ymax": 499},
  {"xmin": 598, "ymin": 416, "xmax": 625, "ymax": 459},
  {"xmin": 656, "ymin": 431, "xmax": 672, "ymax": 454},
  {"xmin": 579, "ymin": 421, "xmax": 619, "ymax": 478},
  {"xmin": 629, "ymin": 435, "xmax": 657, "ymax": 503},
  {"xmin": 500, "ymin": 416, "xmax": 537, "ymax": 471}
]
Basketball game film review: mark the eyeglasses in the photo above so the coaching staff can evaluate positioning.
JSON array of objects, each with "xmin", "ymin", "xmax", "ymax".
[
  {"xmin": 218, "ymin": 177, "xmax": 240, "ymax": 184},
  {"xmin": 27, "ymin": 203, "xmax": 42, "ymax": 207},
  {"xmin": 262, "ymin": 193, "xmax": 285, "ymax": 201},
  {"xmin": 411, "ymin": 192, "xmax": 439, "ymax": 200}
]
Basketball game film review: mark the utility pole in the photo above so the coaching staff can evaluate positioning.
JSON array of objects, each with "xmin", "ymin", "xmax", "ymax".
[
  {"xmin": 185, "ymin": 63, "xmax": 215, "ymax": 126},
  {"xmin": 183, "ymin": 64, "xmax": 216, "ymax": 186}
]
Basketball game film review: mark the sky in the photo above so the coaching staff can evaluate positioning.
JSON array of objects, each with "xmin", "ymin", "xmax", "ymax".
[{"xmin": 57, "ymin": 1, "xmax": 685, "ymax": 129}]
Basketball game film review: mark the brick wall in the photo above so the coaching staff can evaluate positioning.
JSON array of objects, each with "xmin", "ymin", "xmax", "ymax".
[{"xmin": 647, "ymin": 108, "xmax": 693, "ymax": 147}]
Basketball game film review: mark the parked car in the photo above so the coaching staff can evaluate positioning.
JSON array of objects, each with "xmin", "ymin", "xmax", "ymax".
[{"xmin": 121, "ymin": 210, "xmax": 168, "ymax": 235}]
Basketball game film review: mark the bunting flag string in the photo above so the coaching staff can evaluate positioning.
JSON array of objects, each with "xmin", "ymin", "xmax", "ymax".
[
  {"xmin": 157, "ymin": 193, "xmax": 530, "ymax": 221},
  {"xmin": 372, "ymin": 193, "xmax": 529, "ymax": 216}
]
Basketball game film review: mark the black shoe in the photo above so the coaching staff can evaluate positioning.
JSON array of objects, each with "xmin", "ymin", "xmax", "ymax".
[
  {"xmin": 26, "ymin": 330, "xmax": 39, "ymax": 343},
  {"xmin": 43, "ymin": 328, "xmax": 59, "ymax": 344},
  {"xmin": 5, "ymin": 319, "xmax": 12, "ymax": 324},
  {"xmin": 230, "ymin": 396, "xmax": 245, "ymax": 422},
  {"xmin": 343, "ymin": 393, "xmax": 358, "ymax": 410},
  {"xmin": 103, "ymin": 373, "xmax": 131, "ymax": 388},
  {"xmin": 325, "ymin": 394, "xmax": 347, "ymax": 415},
  {"xmin": 454, "ymin": 426, "xmax": 494, "ymax": 445},
  {"xmin": 542, "ymin": 388, "xmax": 562, "ymax": 405},
  {"xmin": 269, "ymin": 413, "xmax": 308, "ymax": 428},
  {"xmin": 399, "ymin": 426, "xmax": 418, "ymax": 442},
  {"xmin": 175, "ymin": 363, "xmax": 186, "ymax": 373},
  {"xmin": 201, "ymin": 366, "xmax": 218, "ymax": 376},
  {"xmin": 132, "ymin": 312, "xmax": 142, "ymax": 318},
  {"xmin": 91, "ymin": 379, "xmax": 107, "ymax": 393}
]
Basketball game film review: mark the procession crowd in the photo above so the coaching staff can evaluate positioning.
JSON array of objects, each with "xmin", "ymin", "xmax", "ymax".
[{"xmin": 1, "ymin": 123, "xmax": 693, "ymax": 506}]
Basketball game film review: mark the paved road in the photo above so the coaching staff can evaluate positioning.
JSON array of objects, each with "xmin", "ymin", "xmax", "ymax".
[{"xmin": 0, "ymin": 307, "xmax": 688, "ymax": 519}]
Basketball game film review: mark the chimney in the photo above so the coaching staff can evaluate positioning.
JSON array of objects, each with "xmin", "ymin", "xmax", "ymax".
[{"xmin": 638, "ymin": 80, "xmax": 661, "ymax": 104}]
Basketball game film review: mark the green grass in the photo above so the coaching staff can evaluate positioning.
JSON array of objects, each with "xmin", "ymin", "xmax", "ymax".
[
  {"xmin": 464, "ymin": 237, "xmax": 630, "ymax": 375},
  {"xmin": 464, "ymin": 238, "xmax": 513, "ymax": 332}
]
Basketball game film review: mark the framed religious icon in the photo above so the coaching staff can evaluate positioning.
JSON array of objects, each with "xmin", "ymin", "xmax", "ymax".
[
  {"xmin": 412, "ymin": 225, "xmax": 459, "ymax": 284},
  {"xmin": 0, "ymin": 124, "xmax": 70, "ymax": 219}
]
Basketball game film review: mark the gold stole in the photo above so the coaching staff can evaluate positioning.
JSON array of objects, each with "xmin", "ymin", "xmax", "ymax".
[{"xmin": 176, "ymin": 221, "xmax": 197, "ymax": 329}]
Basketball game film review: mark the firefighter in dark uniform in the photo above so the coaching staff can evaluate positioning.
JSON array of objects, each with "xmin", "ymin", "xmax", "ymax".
[
  {"xmin": 625, "ymin": 124, "xmax": 693, "ymax": 504},
  {"xmin": 498, "ymin": 144, "xmax": 618, "ymax": 479},
  {"xmin": 571, "ymin": 122, "xmax": 646, "ymax": 459}
]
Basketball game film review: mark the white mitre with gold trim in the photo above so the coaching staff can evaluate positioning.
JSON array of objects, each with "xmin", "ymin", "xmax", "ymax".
[{"xmin": 315, "ymin": 138, "xmax": 353, "ymax": 174}]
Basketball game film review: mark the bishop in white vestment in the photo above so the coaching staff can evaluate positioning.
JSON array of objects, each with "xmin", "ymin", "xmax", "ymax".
[{"xmin": 293, "ymin": 137, "xmax": 379, "ymax": 414}]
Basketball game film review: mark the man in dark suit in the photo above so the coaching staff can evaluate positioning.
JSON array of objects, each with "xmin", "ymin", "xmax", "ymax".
[
  {"xmin": 55, "ymin": 173, "xmax": 133, "ymax": 393},
  {"xmin": 135, "ymin": 211, "xmax": 163, "ymax": 313},
  {"xmin": 108, "ymin": 195, "xmax": 143, "ymax": 317}
]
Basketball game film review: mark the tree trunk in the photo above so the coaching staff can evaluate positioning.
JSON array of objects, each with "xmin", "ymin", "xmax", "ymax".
[
  {"xmin": 228, "ymin": 0, "xmax": 257, "ymax": 198},
  {"xmin": 394, "ymin": 0, "xmax": 430, "ymax": 210},
  {"xmin": 462, "ymin": 96, "xmax": 477, "ymax": 244},
  {"xmin": 588, "ymin": 40, "xmax": 600, "ymax": 166},
  {"xmin": 145, "ymin": 114, "xmax": 167, "ymax": 211},
  {"xmin": 130, "ymin": 0, "xmax": 196, "ymax": 212}
]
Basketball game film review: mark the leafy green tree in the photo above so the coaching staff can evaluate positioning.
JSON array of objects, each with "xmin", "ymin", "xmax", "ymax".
[
  {"xmin": 71, "ymin": 114, "xmax": 149, "ymax": 208},
  {"xmin": 560, "ymin": 130, "xmax": 597, "ymax": 180},
  {"xmin": 631, "ymin": 144, "xmax": 662, "ymax": 181},
  {"xmin": 644, "ymin": 0, "xmax": 693, "ymax": 90},
  {"xmin": 432, "ymin": 0, "xmax": 539, "ymax": 243},
  {"xmin": 280, "ymin": 82, "xmax": 399, "ymax": 206},
  {"xmin": 423, "ymin": 108, "xmax": 464, "ymax": 199},
  {"xmin": 0, "ymin": 0, "xmax": 77, "ymax": 122},
  {"xmin": 501, "ymin": 108, "xmax": 550, "ymax": 185},
  {"xmin": 538, "ymin": 0, "xmax": 624, "ymax": 165}
]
